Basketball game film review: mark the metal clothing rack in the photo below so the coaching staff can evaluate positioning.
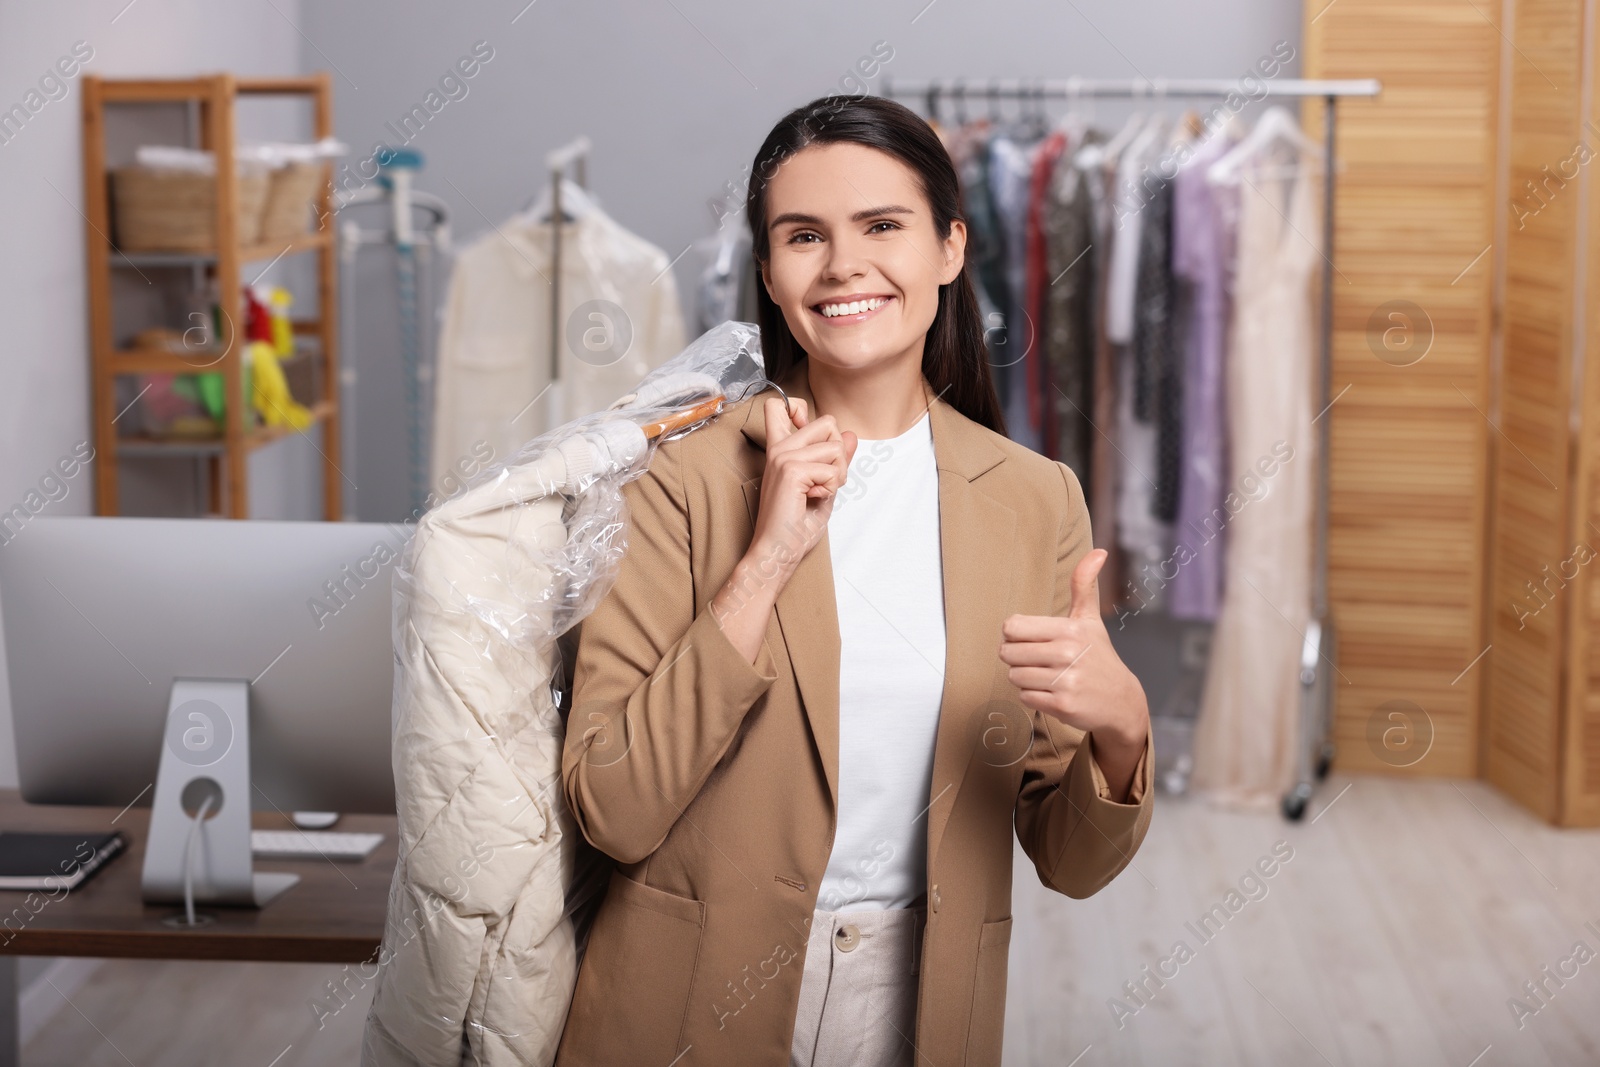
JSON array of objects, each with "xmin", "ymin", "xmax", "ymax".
[
  {"xmin": 880, "ymin": 75, "xmax": 1382, "ymax": 821},
  {"xmin": 544, "ymin": 135, "xmax": 591, "ymax": 433}
]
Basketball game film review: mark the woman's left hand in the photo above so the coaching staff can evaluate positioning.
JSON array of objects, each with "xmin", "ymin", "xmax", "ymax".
[{"xmin": 998, "ymin": 549, "xmax": 1150, "ymax": 795}]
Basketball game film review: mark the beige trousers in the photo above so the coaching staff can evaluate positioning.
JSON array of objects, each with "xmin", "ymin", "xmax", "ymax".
[{"xmin": 788, "ymin": 905, "xmax": 927, "ymax": 1067}]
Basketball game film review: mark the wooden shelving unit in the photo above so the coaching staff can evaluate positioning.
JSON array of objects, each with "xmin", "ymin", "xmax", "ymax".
[{"xmin": 81, "ymin": 73, "xmax": 342, "ymax": 519}]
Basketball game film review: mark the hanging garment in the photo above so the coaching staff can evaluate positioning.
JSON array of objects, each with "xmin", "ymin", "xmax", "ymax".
[
  {"xmin": 1130, "ymin": 176, "xmax": 1167, "ymax": 424},
  {"xmin": 989, "ymin": 133, "xmax": 1042, "ymax": 452},
  {"xmin": 430, "ymin": 199, "xmax": 688, "ymax": 493},
  {"xmin": 1109, "ymin": 127, "xmax": 1174, "ymax": 607},
  {"xmin": 737, "ymin": 249, "xmax": 762, "ymax": 324},
  {"xmin": 1190, "ymin": 148, "xmax": 1320, "ymax": 811},
  {"xmin": 362, "ymin": 323, "xmax": 768, "ymax": 1067},
  {"xmin": 1026, "ymin": 129, "xmax": 1068, "ymax": 463},
  {"xmin": 1076, "ymin": 133, "xmax": 1126, "ymax": 616},
  {"xmin": 693, "ymin": 215, "xmax": 763, "ymax": 334},
  {"xmin": 1113, "ymin": 344, "xmax": 1174, "ymax": 612},
  {"xmin": 1104, "ymin": 121, "xmax": 1160, "ymax": 347},
  {"xmin": 1131, "ymin": 167, "xmax": 1183, "ymax": 524},
  {"xmin": 941, "ymin": 117, "xmax": 981, "ymax": 177},
  {"xmin": 1041, "ymin": 129, "xmax": 1103, "ymax": 486},
  {"xmin": 954, "ymin": 123, "xmax": 1014, "ymax": 419},
  {"xmin": 1168, "ymin": 131, "xmax": 1239, "ymax": 621}
]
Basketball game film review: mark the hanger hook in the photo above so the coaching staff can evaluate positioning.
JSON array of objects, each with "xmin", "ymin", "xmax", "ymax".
[{"xmin": 727, "ymin": 376, "xmax": 791, "ymax": 411}]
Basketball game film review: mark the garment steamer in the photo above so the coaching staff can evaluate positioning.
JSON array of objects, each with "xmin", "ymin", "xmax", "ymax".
[{"xmin": 336, "ymin": 148, "xmax": 453, "ymax": 520}]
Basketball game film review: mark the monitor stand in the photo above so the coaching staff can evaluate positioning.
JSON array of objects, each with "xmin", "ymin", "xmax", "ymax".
[{"xmin": 141, "ymin": 678, "xmax": 300, "ymax": 909}]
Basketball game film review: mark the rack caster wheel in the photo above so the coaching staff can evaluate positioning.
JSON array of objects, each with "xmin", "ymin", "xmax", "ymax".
[
  {"xmin": 1315, "ymin": 742, "xmax": 1335, "ymax": 780},
  {"xmin": 1281, "ymin": 783, "xmax": 1313, "ymax": 821}
]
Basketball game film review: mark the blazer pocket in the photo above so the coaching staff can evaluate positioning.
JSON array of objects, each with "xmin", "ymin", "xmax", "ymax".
[
  {"xmin": 964, "ymin": 916, "xmax": 1013, "ymax": 1066},
  {"xmin": 560, "ymin": 868, "xmax": 707, "ymax": 1062}
]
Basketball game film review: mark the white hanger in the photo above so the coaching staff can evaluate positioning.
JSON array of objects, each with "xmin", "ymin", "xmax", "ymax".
[
  {"xmin": 1118, "ymin": 111, "xmax": 1166, "ymax": 177},
  {"xmin": 1053, "ymin": 77, "xmax": 1091, "ymax": 142},
  {"xmin": 1206, "ymin": 105, "xmax": 1321, "ymax": 184},
  {"xmin": 521, "ymin": 175, "xmax": 599, "ymax": 224},
  {"xmin": 1192, "ymin": 109, "xmax": 1246, "ymax": 154},
  {"xmin": 1076, "ymin": 106, "xmax": 1146, "ymax": 171},
  {"xmin": 1175, "ymin": 110, "xmax": 1242, "ymax": 177},
  {"xmin": 1058, "ymin": 108, "xmax": 1089, "ymax": 147}
]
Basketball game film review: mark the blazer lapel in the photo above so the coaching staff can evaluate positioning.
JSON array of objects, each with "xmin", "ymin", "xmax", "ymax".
[
  {"xmin": 739, "ymin": 362, "xmax": 843, "ymax": 812},
  {"xmin": 926, "ymin": 438, "xmax": 1016, "ymax": 872},
  {"xmin": 737, "ymin": 359, "xmax": 1013, "ymax": 873}
]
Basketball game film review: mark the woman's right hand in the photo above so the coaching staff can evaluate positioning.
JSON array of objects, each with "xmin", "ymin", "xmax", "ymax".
[
  {"xmin": 748, "ymin": 396, "xmax": 857, "ymax": 583},
  {"xmin": 710, "ymin": 395, "xmax": 857, "ymax": 663}
]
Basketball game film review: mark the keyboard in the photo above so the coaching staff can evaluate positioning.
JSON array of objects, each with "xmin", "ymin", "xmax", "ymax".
[{"xmin": 251, "ymin": 829, "xmax": 385, "ymax": 862}]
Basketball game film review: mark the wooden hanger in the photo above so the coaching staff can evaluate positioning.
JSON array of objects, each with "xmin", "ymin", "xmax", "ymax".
[{"xmin": 640, "ymin": 394, "xmax": 725, "ymax": 440}]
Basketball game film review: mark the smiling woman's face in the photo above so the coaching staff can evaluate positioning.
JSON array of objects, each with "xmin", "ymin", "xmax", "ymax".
[{"xmin": 759, "ymin": 141, "xmax": 965, "ymax": 375}]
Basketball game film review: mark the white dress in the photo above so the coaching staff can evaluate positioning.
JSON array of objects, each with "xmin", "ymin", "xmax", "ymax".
[{"xmin": 1190, "ymin": 147, "xmax": 1320, "ymax": 810}]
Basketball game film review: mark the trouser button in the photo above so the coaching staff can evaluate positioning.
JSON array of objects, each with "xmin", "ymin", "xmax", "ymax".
[{"xmin": 834, "ymin": 923, "xmax": 860, "ymax": 952}]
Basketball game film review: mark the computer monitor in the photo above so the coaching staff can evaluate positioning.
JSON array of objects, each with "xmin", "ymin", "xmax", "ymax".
[
  {"xmin": 0, "ymin": 516, "xmax": 402, "ymax": 906},
  {"xmin": 0, "ymin": 515, "xmax": 399, "ymax": 814}
]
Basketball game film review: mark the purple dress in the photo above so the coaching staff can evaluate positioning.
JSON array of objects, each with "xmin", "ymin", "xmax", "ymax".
[{"xmin": 1168, "ymin": 133, "xmax": 1237, "ymax": 621}]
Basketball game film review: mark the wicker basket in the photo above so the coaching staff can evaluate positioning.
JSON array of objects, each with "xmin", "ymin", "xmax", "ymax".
[
  {"xmin": 257, "ymin": 161, "xmax": 328, "ymax": 244},
  {"xmin": 110, "ymin": 166, "xmax": 269, "ymax": 253}
]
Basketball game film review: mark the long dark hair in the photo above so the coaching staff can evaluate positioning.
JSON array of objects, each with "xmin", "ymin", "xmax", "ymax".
[{"xmin": 745, "ymin": 94, "xmax": 1006, "ymax": 435}]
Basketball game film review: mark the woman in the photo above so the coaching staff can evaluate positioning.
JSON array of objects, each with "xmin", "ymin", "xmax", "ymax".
[{"xmin": 555, "ymin": 94, "xmax": 1154, "ymax": 1067}]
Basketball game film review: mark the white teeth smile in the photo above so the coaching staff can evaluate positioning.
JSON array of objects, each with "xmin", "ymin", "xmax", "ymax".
[{"xmin": 818, "ymin": 297, "xmax": 889, "ymax": 318}]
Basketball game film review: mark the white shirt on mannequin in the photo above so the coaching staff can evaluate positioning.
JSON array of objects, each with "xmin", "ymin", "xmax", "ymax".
[{"xmin": 817, "ymin": 408, "xmax": 946, "ymax": 912}]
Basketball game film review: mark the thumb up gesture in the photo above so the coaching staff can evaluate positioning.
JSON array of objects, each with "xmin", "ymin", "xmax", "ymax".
[{"xmin": 998, "ymin": 549, "xmax": 1150, "ymax": 754}]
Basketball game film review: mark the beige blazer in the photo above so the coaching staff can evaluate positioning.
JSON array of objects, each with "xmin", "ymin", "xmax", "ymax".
[{"xmin": 556, "ymin": 357, "xmax": 1154, "ymax": 1066}]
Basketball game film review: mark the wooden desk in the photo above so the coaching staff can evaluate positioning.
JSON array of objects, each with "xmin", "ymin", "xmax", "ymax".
[{"xmin": 0, "ymin": 788, "xmax": 396, "ymax": 1064}]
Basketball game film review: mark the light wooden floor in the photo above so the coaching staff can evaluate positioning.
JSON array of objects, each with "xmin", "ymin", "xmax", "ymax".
[
  {"xmin": 22, "ymin": 774, "xmax": 1600, "ymax": 1066},
  {"xmin": 1008, "ymin": 773, "xmax": 1600, "ymax": 1067},
  {"xmin": 22, "ymin": 955, "xmax": 372, "ymax": 1066}
]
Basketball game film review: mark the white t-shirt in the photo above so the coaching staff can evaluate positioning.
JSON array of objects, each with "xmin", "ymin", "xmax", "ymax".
[{"xmin": 816, "ymin": 409, "xmax": 946, "ymax": 912}]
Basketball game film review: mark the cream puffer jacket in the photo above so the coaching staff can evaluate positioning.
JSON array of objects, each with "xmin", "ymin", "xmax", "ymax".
[{"xmin": 362, "ymin": 324, "xmax": 764, "ymax": 1066}]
